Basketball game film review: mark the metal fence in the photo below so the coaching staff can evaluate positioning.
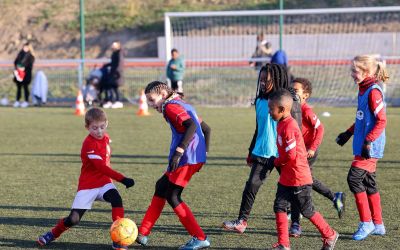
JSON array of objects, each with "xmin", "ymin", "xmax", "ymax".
[{"xmin": 1, "ymin": 58, "xmax": 400, "ymax": 107}]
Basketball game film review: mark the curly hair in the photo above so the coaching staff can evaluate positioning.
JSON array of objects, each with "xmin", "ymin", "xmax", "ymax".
[{"xmin": 292, "ymin": 77, "xmax": 312, "ymax": 96}]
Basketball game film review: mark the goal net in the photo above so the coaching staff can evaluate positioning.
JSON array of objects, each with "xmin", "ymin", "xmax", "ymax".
[{"xmin": 164, "ymin": 7, "xmax": 400, "ymax": 106}]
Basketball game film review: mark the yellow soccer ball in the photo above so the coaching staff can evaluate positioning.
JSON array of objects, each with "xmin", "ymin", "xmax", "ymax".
[{"xmin": 110, "ymin": 218, "xmax": 138, "ymax": 246}]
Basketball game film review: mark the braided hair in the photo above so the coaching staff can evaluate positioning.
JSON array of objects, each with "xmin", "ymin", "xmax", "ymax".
[
  {"xmin": 256, "ymin": 63, "xmax": 290, "ymax": 100},
  {"xmin": 145, "ymin": 81, "xmax": 174, "ymax": 97},
  {"xmin": 256, "ymin": 63, "xmax": 302, "ymax": 127}
]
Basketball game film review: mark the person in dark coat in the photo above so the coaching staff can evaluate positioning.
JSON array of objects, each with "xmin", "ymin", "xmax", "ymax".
[
  {"xmin": 102, "ymin": 41, "xmax": 124, "ymax": 109},
  {"xmin": 13, "ymin": 42, "xmax": 35, "ymax": 108}
]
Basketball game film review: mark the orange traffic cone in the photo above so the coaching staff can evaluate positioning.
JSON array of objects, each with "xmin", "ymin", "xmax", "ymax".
[
  {"xmin": 75, "ymin": 90, "xmax": 85, "ymax": 116},
  {"xmin": 137, "ymin": 89, "xmax": 150, "ymax": 116}
]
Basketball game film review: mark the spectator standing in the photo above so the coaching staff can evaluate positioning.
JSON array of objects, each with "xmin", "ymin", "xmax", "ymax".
[
  {"xmin": 166, "ymin": 48, "xmax": 185, "ymax": 97},
  {"xmin": 13, "ymin": 42, "xmax": 35, "ymax": 108},
  {"xmin": 250, "ymin": 33, "xmax": 272, "ymax": 70},
  {"xmin": 103, "ymin": 41, "xmax": 124, "ymax": 109}
]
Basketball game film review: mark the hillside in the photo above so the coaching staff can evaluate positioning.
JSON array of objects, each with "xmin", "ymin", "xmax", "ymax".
[{"xmin": 0, "ymin": 0, "xmax": 398, "ymax": 60}]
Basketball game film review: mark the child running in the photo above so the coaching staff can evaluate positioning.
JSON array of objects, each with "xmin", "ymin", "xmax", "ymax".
[
  {"xmin": 135, "ymin": 81, "xmax": 211, "ymax": 250},
  {"xmin": 267, "ymin": 89, "xmax": 338, "ymax": 250},
  {"xmin": 37, "ymin": 107, "xmax": 135, "ymax": 250},
  {"xmin": 222, "ymin": 63, "xmax": 301, "ymax": 233},
  {"xmin": 289, "ymin": 78, "xmax": 345, "ymax": 237},
  {"xmin": 336, "ymin": 54, "xmax": 388, "ymax": 240}
]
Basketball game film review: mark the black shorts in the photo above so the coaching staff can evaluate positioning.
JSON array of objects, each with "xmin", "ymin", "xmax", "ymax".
[
  {"xmin": 347, "ymin": 166, "xmax": 378, "ymax": 194},
  {"xmin": 274, "ymin": 183, "xmax": 315, "ymax": 219}
]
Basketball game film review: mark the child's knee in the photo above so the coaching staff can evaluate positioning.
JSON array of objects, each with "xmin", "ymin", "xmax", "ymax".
[{"xmin": 65, "ymin": 213, "xmax": 80, "ymax": 227}]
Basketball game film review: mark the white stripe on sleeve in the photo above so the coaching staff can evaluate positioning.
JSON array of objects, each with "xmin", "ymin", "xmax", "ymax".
[
  {"xmin": 88, "ymin": 154, "xmax": 103, "ymax": 160},
  {"xmin": 285, "ymin": 141, "xmax": 296, "ymax": 152},
  {"xmin": 314, "ymin": 119, "xmax": 321, "ymax": 129},
  {"xmin": 374, "ymin": 102, "xmax": 384, "ymax": 117}
]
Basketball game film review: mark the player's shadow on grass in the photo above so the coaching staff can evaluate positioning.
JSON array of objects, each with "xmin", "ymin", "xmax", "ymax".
[
  {"xmin": 0, "ymin": 237, "xmax": 110, "ymax": 249},
  {"xmin": 0, "ymin": 205, "xmax": 275, "ymax": 221},
  {"xmin": 0, "ymin": 216, "xmax": 110, "ymax": 228}
]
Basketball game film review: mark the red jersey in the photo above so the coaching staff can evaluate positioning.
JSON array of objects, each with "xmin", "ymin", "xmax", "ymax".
[
  {"xmin": 301, "ymin": 103, "xmax": 324, "ymax": 151},
  {"xmin": 274, "ymin": 116, "xmax": 313, "ymax": 187},
  {"xmin": 164, "ymin": 97, "xmax": 202, "ymax": 133},
  {"xmin": 164, "ymin": 98, "xmax": 191, "ymax": 133},
  {"xmin": 78, "ymin": 133, "xmax": 124, "ymax": 191}
]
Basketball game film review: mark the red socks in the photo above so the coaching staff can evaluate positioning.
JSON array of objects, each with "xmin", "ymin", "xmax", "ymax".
[
  {"xmin": 368, "ymin": 192, "xmax": 383, "ymax": 224},
  {"xmin": 173, "ymin": 202, "xmax": 206, "ymax": 241},
  {"xmin": 309, "ymin": 212, "xmax": 335, "ymax": 238},
  {"xmin": 139, "ymin": 196, "xmax": 166, "ymax": 236},
  {"xmin": 354, "ymin": 192, "xmax": 372, "ymax": 222},
  {"xmin": 112, "ymin": 207, "xmax": 124, "ymax": 221},
  {"xmin": 51, "ymin": 218, "xmax": 69, "ymax": 238},
  {"xmin": 275, "ymin": 212, "xmax": 290, "ymax": 248}
]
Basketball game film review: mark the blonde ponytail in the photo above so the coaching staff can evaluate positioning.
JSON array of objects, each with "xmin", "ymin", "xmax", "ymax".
[
  {"xmin": 376, "ymin": 60, "xmax": 389, "ymax": 83},
  {"xmin": 353, "ymin": 54, "xmax": 390, "ymax": 83}
]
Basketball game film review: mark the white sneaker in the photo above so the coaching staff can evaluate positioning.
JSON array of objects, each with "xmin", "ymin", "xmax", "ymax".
[
  {"xmin": 102, "ymin": 101, "xmax": 112, "ymax": 109},
  {"xmin": 13, "ymin": 101, "xmax": 20, "ymax": 108},
  {"xmin": 20, "ymin": 101, "xmax": 29, "ymax": 108},
  {"xmin": 111, "ymin": 101, "xmax": 123, "ymax": 109}
]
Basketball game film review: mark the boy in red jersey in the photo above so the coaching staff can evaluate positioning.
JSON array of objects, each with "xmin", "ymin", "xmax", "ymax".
[
  {"xmin": 37, "ymin": 107, "xmax": 135, "ymax": 250},
  {"xmin": 288, "ymin": 78, "xmax": 345, "ymax": 237},
  {"xmin": 135, "ymin": 81, "xmax": 211, "ymax": 250},
  {"xmin": 267, "ymin": 89, "xmax": 338, "ymax": 250}
]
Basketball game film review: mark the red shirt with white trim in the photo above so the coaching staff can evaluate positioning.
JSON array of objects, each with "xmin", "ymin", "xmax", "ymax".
[
  {"xmin": 78, "ymin": 133, "xmax": 124, "ymax": 191},
  {"xmin": 274, "ymin": 116, "xmax": 313, "ymax": 186},
  {"xmin": 301, "ymin": 103, "xmax": 324, "ymax": 151},
  {"xmin": 164, "ymin": 97, "xmax": 202, "ymax": 133}
]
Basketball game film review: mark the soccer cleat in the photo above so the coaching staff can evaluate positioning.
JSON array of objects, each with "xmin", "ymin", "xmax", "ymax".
[
  {"xmin": 321, "ymin": 230, "xmax": 339, "ymax": 250},
  {"xmin": 222, "ymin": 219, "xmax": 247, "ymax": 233},
  {"xmin": 352, "ymin": 221, "xmax": 375, "ymax": 241},
  {"xmin": 267, "ymin": 242, "xmax": 291, "ymax": 250},
  {"xmin": 102, "ymin": 101, "xmax": 112, "ymax": 109},
  {"xmin": 37, "ymin": 231, "xmax": 55, "ymax": 246},
  {"xmin": 289, "ymin": 222, "xmax": 302, "ymax": 237},
  {"xmin": 111, "ymin": 101, "xmax": 124, "ymax": 109},
  {"xmin": 135, "ymin": 233, "xmax": 148, "ymax": 246},
  {"xmin": 20, "ymin": 101, "xmax": 29, "ymax": 108},
  {"xmin": 372, "ymin": 223, "xmax": 386, "ymax": 235},
  {"xmin": 112, "ymin": 241, "xmax": 128, "ymax": 250},
  {"xmin": 333, "ymin": 192, "xmax": 345, "ymax": 219},
  {"xmin": 178, "ymin": 236, "xmax": 210, "ymax": 250}
]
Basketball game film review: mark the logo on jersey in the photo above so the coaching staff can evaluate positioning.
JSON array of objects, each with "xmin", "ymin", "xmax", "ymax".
[
  {"xmin": 278, "ymin": 135, "xmax": 283, "ymax": 146},
  {"xmin": 356, "ymin": 110, "xmax": 364, "ymax": 120}
]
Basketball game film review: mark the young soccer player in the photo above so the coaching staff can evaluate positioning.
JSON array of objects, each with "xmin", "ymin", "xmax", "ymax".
[
  {"xmin": 336, "ymin": 54, "xmax": 388, "ymax": 241},
  {"xmin": 289, "ymin": 78, "xmax": 345, "ymax": 237},
  {"xmin": 222, "ymin": 63, "xmax": 302, "ymax": 233},
  {"xmin": 267, "ymin": 89, "xmax": 338, "ymax": 250},
  {"xmin": 37, "ymin": 107, "xmax": 135, "ymax": 250},
  {"xmin": 135, "ymin": 81, "xmax": 211, "ymax": 250}
]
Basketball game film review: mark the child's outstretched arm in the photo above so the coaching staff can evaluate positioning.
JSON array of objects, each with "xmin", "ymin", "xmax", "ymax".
[
  {"xmin": 88, "ymin": 157, "xmax": 134, "ymax": 188},
  {"xmin": 200, "ymin": 121, "xmax": 211, "ymax": 153}
]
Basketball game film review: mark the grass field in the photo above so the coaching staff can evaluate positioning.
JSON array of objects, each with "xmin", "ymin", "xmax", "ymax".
[{"xmin": 0, "ymin": 106, "xmax": 399, "ymax": 250}]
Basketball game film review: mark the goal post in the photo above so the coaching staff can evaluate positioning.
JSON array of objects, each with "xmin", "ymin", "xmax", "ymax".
[{"xmin": 164, "ymin": 6, "xmax": 400, "ymax": 106}]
